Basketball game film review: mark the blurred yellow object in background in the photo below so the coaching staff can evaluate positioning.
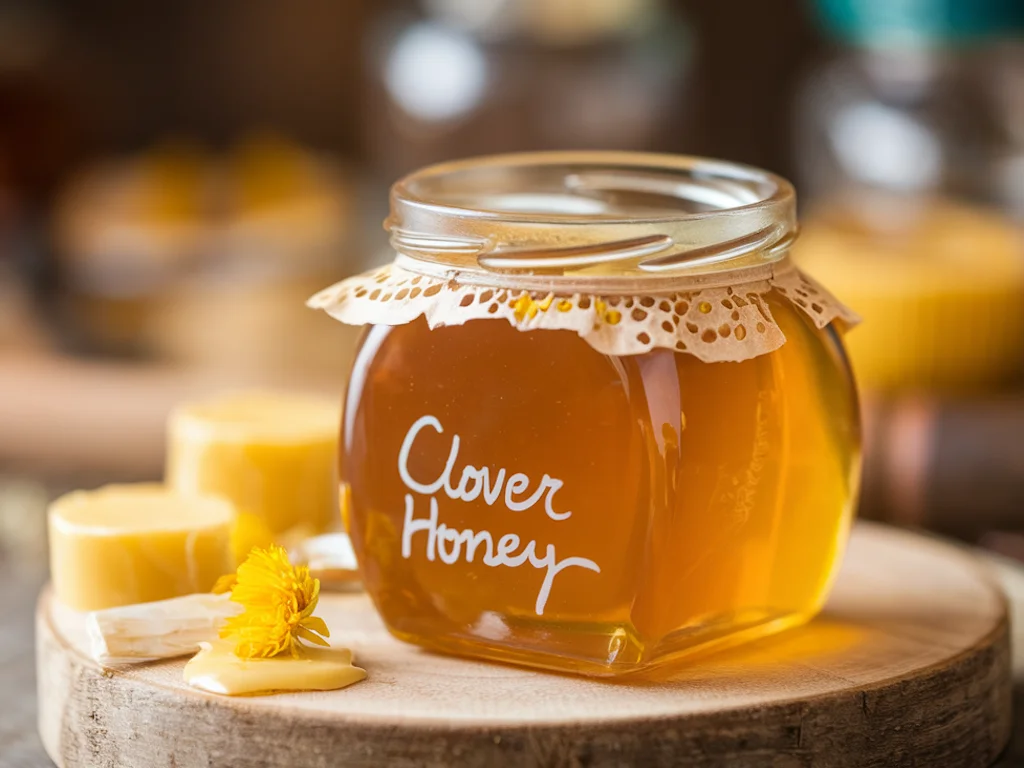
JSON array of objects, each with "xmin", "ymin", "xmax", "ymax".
[
  {"xmin": 796, "ymin": 202, "xmax": 1024, "ymax": 393},
  {"xmin": 167, "ymin": 391, "xmax": 340, "ymax": 536},
  {"xmin": 133, "ymin": 139, "xmax": 209, "ymax": 224},
  {"xmin": 230, "ymin": 512, "xmax": 277, "ymax": 567},
  {"xmin": 53, "ymin": 140, "xmax": 209, "ymax": 356},
  {"xmin": 152, "ymin": 133, "xmax": 359, "ymax": 383},
  {"xmin": 47, "ymin": 484, "xmax": 235, "ymax": 611},
  {"xmin": 52, "ymin": 133, "xmax": 356, "ymax": 378},
  {"xmin": 229, "ymin": 132, "xmax": 322, "ymax": 213}
]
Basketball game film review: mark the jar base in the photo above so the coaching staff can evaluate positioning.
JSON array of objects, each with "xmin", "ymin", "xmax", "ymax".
[{"xmin": 384, "ymin": 609, "xmax": 817, "ymax": 679}]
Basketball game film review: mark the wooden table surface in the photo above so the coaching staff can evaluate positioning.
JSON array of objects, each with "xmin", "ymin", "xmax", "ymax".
[
  {"xmin": 1, "ymin": 554, "xmax": 48, "ymax": 767},
  {"xmin": 5, "ymin": 533, "xmax": 1024, "ymax": 767}
]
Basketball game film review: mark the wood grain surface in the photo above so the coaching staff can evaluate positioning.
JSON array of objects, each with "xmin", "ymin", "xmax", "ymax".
[
  {"xmin": 36, "ymin": 522, "xmax": 1011, "ymax": 768},
  {"xmin": 0, "ymin": 558, "xmax": 47, "ymax": 767}
]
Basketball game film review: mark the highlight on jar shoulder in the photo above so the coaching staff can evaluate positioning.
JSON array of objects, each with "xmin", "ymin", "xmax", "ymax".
[{"xmin": 309, "ymin": 151, "xmax": 862, "ymax": 678}]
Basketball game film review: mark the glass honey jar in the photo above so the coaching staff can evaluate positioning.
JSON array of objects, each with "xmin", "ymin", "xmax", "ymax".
[{"xmin": 310, "ymin": 152, "xmax": 861, "ymax": 677}]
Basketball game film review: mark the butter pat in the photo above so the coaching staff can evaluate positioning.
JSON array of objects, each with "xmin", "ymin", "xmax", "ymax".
[
  {"xmin": 184, "ymin": 641, "xmax": 366, "ymax": 696},
  {"xmin": 48, "ymin": 484, "xmax": 235, "ymax": 611},
  {"xmin": 88, "ymin": 592, "xmax": 242, "ymax": 664},
  {"xmin": 167, "ymin": 391, "xmax": 340, "ymax": 535}
]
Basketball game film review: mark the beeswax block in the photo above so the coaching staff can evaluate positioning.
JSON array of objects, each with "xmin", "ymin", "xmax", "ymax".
[
  {"xmin": 167, "ymin": 391, "xmax": 339, "ymax": 535},
  {"xmin": 48, "ymin": 484, "xmax": 235, "ymax": 611}
]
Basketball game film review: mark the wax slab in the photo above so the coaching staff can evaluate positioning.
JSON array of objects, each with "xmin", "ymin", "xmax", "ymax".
[{"xmin": 37, "ymin": 522, "xmax": 1010, "ymax": 768}]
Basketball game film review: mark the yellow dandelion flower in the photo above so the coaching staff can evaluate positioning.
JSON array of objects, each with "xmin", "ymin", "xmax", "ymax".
[
  {"xmin": 512, "ymin": 292, "xmax": 533, "ymax": 322},
  {"xmin": 219, "ymin": 544, "xmax": 330, "ymax": 659},
  {"xmin": 211, "ymin": 573, "xmax": 237, "ymax": 594}
]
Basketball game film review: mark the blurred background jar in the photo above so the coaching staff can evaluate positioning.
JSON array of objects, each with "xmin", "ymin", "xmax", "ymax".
[
  {"xmin": 53, "ymin": 140, "xmax": 208, "ymax": 358},
  {"xmin": 149, "ymin": 134, "xmax": 360, "ymax": 385},
  {"xmin": 793, "ymin": 0, "xmax": 1024, "ymax": 394},
  {"xmin": 52, "ymin": 134, "xmax": 360, "ymax": 384},
  {"xmin": 363, "ymin": 0, "xmax": 694, "ymax": 182}
]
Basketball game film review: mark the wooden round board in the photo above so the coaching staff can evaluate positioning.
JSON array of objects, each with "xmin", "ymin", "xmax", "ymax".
[{"xmin": 37, "ymin": 522, "xmax": 1011, "ymax": 768}]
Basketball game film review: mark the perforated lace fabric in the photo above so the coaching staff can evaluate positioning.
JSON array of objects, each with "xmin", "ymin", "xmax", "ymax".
[{"xmin": 308, "ymin": 258, "xmax": 857, "ymax": 362}]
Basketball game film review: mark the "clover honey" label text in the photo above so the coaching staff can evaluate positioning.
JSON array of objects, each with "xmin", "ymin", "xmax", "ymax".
[{"xmin": 398, "ymin": 415, "xmax": 600, "ymax": 615}]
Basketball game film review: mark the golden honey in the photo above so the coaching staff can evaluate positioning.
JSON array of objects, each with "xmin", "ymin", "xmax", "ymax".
[{"xmin": 313, "ymin": 152, "xmax": 860, "ymax": 676}]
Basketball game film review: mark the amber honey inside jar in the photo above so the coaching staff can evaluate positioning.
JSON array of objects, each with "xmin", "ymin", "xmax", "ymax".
[{"xmin": 311, "ymin": 152, "xmax": 861, "ymax": 677}]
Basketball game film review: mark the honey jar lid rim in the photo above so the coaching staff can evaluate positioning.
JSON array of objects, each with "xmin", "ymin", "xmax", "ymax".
[
  {"xmin": 385, "ymin": 151, "xmax": 798, "ymax": 282},
  {"xmin": 391, "ymin": 151, "xmax": 793, "ymax": 222}
]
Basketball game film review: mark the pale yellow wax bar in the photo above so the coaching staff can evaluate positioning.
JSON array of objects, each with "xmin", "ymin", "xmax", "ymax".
[
  {"xmin": 796, "ymin": 201, "xmax": 1024, "ymax": 392},
  {"xmin": 184, "ymin": 641, "xmax": 366, "ymax": 696},
  {"xmin": 48, "ymin": 484, "xmax": 235, "ymax": 612},
  {"xmin": 166, "ymin": 391, "xmax": 339, "ymax": 536}
]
